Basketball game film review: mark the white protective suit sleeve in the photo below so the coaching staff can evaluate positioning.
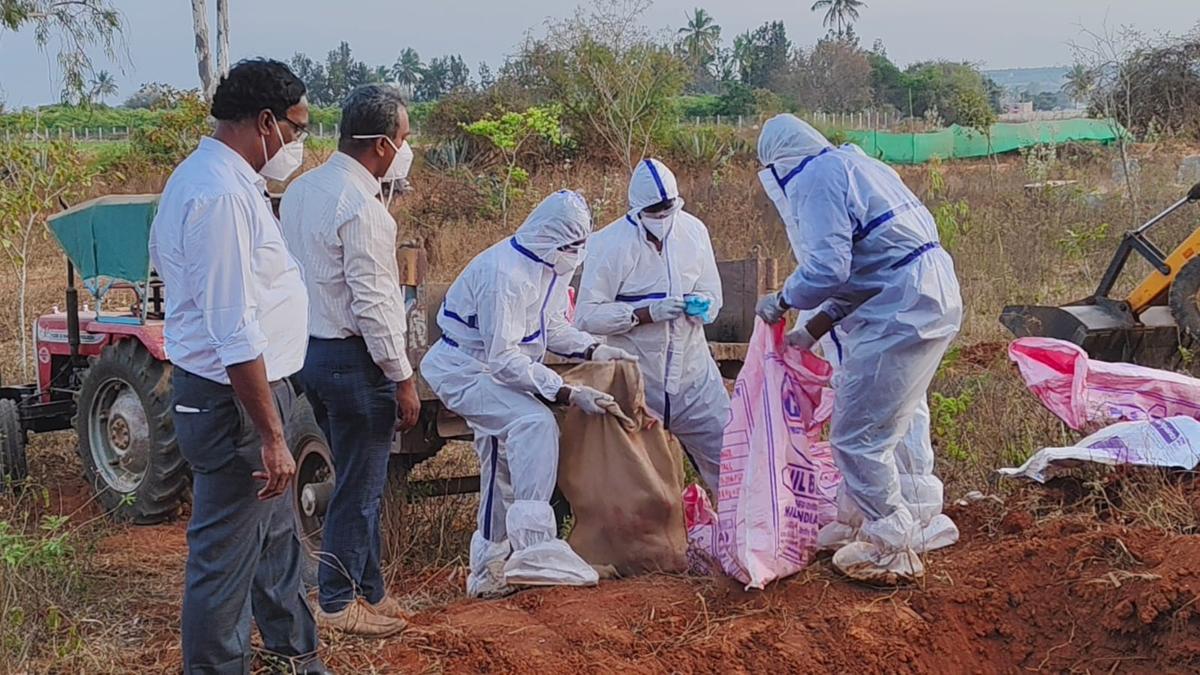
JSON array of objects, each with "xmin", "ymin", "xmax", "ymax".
[
  {"xmin": 476, "ymin": 271, "xmax": 565, "ymax": 400},
  {"xmin": 779, "ymin": 161, "xmax": 858, "ymax": 311},
  {"xmin": 575, "ymin": 241, "xmax": 638, "ymax": 336},
  {"xmin": 545, "ymin": 278, "xmax": 599, "ymax": 358}
]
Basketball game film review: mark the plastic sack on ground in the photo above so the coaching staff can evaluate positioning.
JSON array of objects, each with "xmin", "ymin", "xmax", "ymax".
[
  {"xmin": 999, "ymin": 416, "xmax": 1200, "ymax": 483},
  {"xmin": 558, "ymin": 361, "xmax": 688, "ymax": 576},
  {"xmin": 1009, "ymin": 337, "xmax": 1200, "ymax": 430},
  {"xmin": 682, "ymin": 484, "xmax": 719, "ymax": 575},
  {"xmin": 700, "ymin": 320, "xmax": 839, "ymax": 589}
]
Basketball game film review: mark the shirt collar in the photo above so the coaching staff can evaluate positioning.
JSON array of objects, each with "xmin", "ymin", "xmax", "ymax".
[
  {"xmin": 197, "ymin": 136, "xmax": 266, "ymax": 190},
  {"xmin": 327, "ymin": 151, "xmax": 381, "ymax": 198}
]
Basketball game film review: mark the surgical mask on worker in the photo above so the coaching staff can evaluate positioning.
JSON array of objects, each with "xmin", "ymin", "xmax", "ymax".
[
  {"xmin": 640, "ymin": 199, "xmax": 683, "ymax": 241},
  {"xmin": 553, "ymin": 248, "xmax": 586, "ymax": 276},
  {"xmin": 260, "ymin": 115, "xmax": 304, "ymax": 182}
]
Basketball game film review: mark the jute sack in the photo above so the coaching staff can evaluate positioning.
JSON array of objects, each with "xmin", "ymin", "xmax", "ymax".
[{"xmin": 557, "ymin": 361, "xmax": 687, "ymax": 576}]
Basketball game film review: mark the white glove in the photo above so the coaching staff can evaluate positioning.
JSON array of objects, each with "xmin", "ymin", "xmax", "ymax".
[
  {"xmin": 755, "ymin": 292, "xmax": 788, "ymax": 324},
  {"xmin": 569, "ymin": 386, "xmax": 620, "ymax": 416},
  {"xmin": 786, "ymin": 325, "xmax": 817, "ymax": 352},
  {"xmin": 591, "ymin": 344, "xmax": 639, "ymax": 362},
  {"xmin": 648, "ymin": 297, "xmax": 686, "ymax": 323}
]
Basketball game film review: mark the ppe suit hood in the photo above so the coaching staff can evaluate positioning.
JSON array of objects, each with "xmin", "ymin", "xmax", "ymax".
[
  {"xmin": 758, "ymin": 114, "xmax": 834, "ymax": 175},
  {"xmin": 513, "ymin": 190, "xmax": 593, "ymax": 261},
  {"xmin": 628, "ymin": 158, "xmax": 680, "ymax": 213}
]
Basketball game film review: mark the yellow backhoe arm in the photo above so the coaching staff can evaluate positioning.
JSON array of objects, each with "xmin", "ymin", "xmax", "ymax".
[{"xmin": 1126, "ymin": 225, "xmax": 1200, "ymax": 313}]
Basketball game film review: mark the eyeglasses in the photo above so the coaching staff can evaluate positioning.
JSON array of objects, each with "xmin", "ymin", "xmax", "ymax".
[{"xmin": 281, "ymin": 117, "xmax": 310, "ymax": 144}]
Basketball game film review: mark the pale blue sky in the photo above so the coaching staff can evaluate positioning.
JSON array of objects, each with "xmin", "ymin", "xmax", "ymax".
[{"xmin": 0, "ymin": 0, "xmax": 1195, "ymax": 107}]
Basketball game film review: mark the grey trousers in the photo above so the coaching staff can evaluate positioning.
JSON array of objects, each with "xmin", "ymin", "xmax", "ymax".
[{"xmin": 172, "ymin": 369, "xmax": 320, "ymax": 674}]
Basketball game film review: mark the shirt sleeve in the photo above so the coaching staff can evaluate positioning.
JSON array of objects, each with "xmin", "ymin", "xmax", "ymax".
[
  {"xmin": 341, "ymin": 201, "xmax": 413, "ymax": 381},
  {"xmin": 574, "ymin": 238, "xmax": 638, "ymax": 336},
  {"xmin": 180, "ymin": 193, "xmax": 269, "ymax": 368},
  {"xmin": 476, "ymin": 273, "xmax": 565, "ymax": 399},
  {"xmin": 780, "ymin": 163, "xmax": 854, "ymax": 311},
  {"xmin": 545, "ymin": 278, "xmax": 597, "ymax": 359}
]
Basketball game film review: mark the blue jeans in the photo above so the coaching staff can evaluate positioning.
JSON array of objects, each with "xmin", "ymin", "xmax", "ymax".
[
  {"xmin": 300, "ymin": 337, "xmax": 397, "ymax": 613},
  {"xmin": 172, "ymin": 369, "xmax": 319, "ymax": 674}
]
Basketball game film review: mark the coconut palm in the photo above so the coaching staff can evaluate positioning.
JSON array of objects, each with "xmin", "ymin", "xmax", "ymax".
[
  {"xmin": 1061, "ymin": 63, "xmax": 1095, "ymax": 106},
  {"xmin": 677, "ymin": 8, "xmax": 721, "ymax": 68},
  {"xmin": 88, "ymin": 70, "xmax": 118, "ymax": 105},
  {"xmin": 810, "ymin": 0, "xmax": 866, "ymax": 38},
  {"xmin": 392, "ymin": 47, "xmax": 423, "ymax": 96}
]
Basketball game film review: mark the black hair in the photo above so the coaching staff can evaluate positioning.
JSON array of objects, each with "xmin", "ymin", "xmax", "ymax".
[
  {"xmin": 642, "ymin": 198, "xmax": 676, "ymax": 214},
  {"xmin": 210, "ymin": 58, "xmax": 306, "ymax": 122},
  {"xmin": 339, "ymin": 84, "xmax": 408, "ymax": 152}
]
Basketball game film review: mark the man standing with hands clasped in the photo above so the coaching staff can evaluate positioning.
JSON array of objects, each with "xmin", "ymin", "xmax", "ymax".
[
  {"xmin": 281, "ymin": 84, "xmax": 419, "ymax": 637},
  {"xmin": 150, "ymin": 59, "xmax": 329, "ymax": 673}
]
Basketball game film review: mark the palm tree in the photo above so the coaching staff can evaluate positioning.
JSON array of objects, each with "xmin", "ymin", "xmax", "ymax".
[
  {"xmin": 392, "ymin": 47, "xmax": 423, "ymax": 98},
  {"xmin": 676, "ymin": 8, "xmax": 721, "ymax": 68},
  {"xmin": 810, "ymin": 0, "xmax": 866, "ymax": 38},
  {"xmin": 1061, "ymin": 63, "xmax": 1095, "ymax": 107},
  {"xmin": 89, "ymin": 70, "xmax": 118, "ymax": 105}
]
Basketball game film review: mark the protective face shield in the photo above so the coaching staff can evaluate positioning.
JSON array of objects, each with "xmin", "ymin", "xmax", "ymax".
[
  {"xmin": 639, "ymin": 198, "xmax": 683, "ymax": 241},
  {"xmin": 260, "ymin": 113, "xmax": 304, "ymax": 182}
]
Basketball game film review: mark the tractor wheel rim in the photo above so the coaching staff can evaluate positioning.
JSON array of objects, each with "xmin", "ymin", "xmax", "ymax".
[
  {"xmin": 294, "ymin": 438, "xmax": 334, "ymax": 551},
  {"xmin": 89, "ymin": 378, "xmax": 150, "ymax": 494}
]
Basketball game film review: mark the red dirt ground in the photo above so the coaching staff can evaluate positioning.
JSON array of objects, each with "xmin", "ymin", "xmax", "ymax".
[{"xmin": 83, "ymin": 499, "xmax": 1200, "ymax": 674}]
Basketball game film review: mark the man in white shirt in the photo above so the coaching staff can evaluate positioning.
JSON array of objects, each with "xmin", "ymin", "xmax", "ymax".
[
  {"xmin": 280, "ymin": 84, "xmax": 418, "ymax": 637},
  {"xmin": 149, "ymin": 59, "xmax": 328, "ymax": 674}
]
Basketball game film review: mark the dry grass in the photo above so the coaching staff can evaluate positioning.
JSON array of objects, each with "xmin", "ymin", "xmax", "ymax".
[{"xmin": 5, "ymin": 140, "xmax": 1200, "ymax": 670}]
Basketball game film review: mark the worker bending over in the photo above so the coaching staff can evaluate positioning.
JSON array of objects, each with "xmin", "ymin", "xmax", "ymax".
[
  {"xmin": 420, "ymin": 190, "xmax": 638, "ymax": 598},
  {"xmin": 755, "ymin": 114, "xmax": 962, "ymax": 584},
  {"xmin": 576, "ymin": 158, "xmax": 730, "ymax": 490}
]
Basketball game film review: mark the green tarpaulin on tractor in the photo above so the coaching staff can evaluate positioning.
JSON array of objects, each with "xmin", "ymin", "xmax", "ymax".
[{"xmin": 846, "ymin": 119, "xmax": 1122, "ymax": 165}]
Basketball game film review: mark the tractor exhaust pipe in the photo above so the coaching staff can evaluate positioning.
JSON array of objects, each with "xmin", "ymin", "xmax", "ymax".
[{"xmin": 66, "ymin": 261, "xmax": 80, "ymax": 359}]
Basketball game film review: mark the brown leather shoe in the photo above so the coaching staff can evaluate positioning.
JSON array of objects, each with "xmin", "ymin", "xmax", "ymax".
[
  {"xmin": 368, "ymin": 595, "xmax": 408, "ymax": 620},
  {"xmin": 316, "ymin": 598, "xmax": 407, "ymax": 638}
]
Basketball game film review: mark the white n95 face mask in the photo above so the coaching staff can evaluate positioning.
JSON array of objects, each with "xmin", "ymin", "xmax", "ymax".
[
  {"xmin": 386, "ymin": 140, "xmax": 414, "ymax": 181},
  {"xmin": 260, "ymin": 115, "xmax": 304, "ymax": 182},
  {"xmin": 639, "ymin": 199, "xmax": 683, "ymax": 241},
  {"xmin": 554, "ymin": 248, "xmax": 586, "ymax": 276}
]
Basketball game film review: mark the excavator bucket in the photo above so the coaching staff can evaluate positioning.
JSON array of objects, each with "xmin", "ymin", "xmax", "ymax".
[{"xmin": 999, "ymin": 303, "xmax": 1183, "ymax": 370}]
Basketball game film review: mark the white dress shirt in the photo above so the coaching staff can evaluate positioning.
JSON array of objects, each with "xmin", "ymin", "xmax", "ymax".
[
  {"xmin": 149, "ymin": 137, "xmax": 309, "ymax": 385},
  {"xmin": 279, "ymin": 152, "xmax": 413, "ymax": 382}
]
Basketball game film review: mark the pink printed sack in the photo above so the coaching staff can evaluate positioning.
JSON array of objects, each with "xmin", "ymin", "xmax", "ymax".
[
  {"xmin": 692, "ymin": 320, "xmax": 839, "ymax": 589},
  {"xmin": 1009, "ymin": 337, "xmax": 1200, "ymax": 430}
]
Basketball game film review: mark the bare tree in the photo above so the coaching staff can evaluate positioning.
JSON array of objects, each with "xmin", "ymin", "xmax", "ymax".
[
  {"xmin": 0, "ymin": 0, "xmax": 126, "ymax": 102},
  {"xmin": 1070, "ymin": 22, "xmax": 1144, "ymax": 216},
  {"xmin": 191, "ymin": 0, "xmax": 215, "ymax": 97},
  {"xmin": 216, "ymin": 0, "xmax": 230, "ymax": 80}
]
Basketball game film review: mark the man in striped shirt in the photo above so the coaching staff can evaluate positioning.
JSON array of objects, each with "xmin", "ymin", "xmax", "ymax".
[{"xmin": 280, "ymin": 84, "xmax": 418, "ymax": 637}]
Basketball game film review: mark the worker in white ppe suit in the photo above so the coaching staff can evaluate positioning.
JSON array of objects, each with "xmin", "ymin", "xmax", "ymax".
[
  {"xmin": 796, "ymin": 308, "xmax": 959, "ymax": 555},
  {"xmin": 575, "ymin": 158, "xmax": 730, "ymax": 490},
  {"xmin": 754, "ymin": 114, "xmax": 962, "ymax": 584},
  {"xmin": 420, "ymin": 190, "xmax": 639, "ymax": 598}
]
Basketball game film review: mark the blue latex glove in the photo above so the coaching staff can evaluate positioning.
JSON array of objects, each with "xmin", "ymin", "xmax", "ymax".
[{"xmin": 683, "ymin": 294, "xmax": 715, "ymax": 323}]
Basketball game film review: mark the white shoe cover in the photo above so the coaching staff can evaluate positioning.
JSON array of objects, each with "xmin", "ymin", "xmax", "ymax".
[
  {"xmin": 504, "ymin": 538, "xmax": 600, "ymax": 588},
  {"xmin": 832, "ymin": 541, "xmax": 924, "ymax": 585},
  {"xmin": 816, "ymin": 522, "xmax": 856, "ymax": 552},
  {"xmin": 467, "ymin": 532, "xmax": 514, "ymax": 599},
  {"xmin": 822, "ymin": 513, "xmax": 960, "ymax": 554}
]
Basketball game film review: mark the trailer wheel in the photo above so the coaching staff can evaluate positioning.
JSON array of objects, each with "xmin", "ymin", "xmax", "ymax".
[
  {"xmin": 1170, "ymin": 257, "xmax": 1200, "ymax": 339},
  {"xmin": 0, "ymin": 399, "xmax": 28, "ymax": 492},
  {"xmin": 288, "ymin": 397, "xmax": 331, "ymax": 588},
  {"xmin": 75, "ymin": 339, "xmax": 188, "ymax": 523}
]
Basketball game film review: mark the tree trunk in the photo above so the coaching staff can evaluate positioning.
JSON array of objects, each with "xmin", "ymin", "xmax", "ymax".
[
  {"xmin": 216, "ymin": 0, "xmax": 230, "ymax": 81},
  {"xmin": 191, "ymin": 0, "xmax": 214, "ymax": 99}
]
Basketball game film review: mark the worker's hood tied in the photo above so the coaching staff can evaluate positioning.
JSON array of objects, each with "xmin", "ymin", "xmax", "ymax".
[
  {"xmin": 628, "ymin": 158, "xmax": 685, "ymax": 241},
  {"xmin": 512, "ymin": 190, "xmax": 593, "ymax": 275}
]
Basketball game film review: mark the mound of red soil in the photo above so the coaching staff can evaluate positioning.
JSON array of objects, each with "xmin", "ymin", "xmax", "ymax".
[{"xmin": 347, "ymin": 507, "xmax": 1200, "ymax": 674}]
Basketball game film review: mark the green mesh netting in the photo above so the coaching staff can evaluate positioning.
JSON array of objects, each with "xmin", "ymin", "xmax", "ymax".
[{"xmin": 845, "ymin": 119, "xmax": 1123, "ymax": 165}]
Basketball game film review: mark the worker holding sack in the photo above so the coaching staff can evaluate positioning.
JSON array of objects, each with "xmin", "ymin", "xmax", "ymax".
[
  {"xmin": 420, "ymin": 190, "xmax": 638, "ymax": 599},
  {"xmin": 575, "ymin": 158, "xmax": 730, "ymax": 490},
  {"xmin": 754, "ymin": 114, "xmax": 962, "ymax": 584}
]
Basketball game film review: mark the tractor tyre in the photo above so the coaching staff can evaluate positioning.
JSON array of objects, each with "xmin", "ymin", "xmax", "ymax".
[
  {"xmin": 1170, "ymin": 256, "xmax": 1200, "ymax": 339},
  {"xmin": 288, "ymin": 395, "xmax": 332, "ymax": 588},
  {"xmin": 74, "ymin": 339, "xmax": 188, "ymax": 523},
  {"xmin": 0, "ymin": 398, "xmax": 28, "ymax": 493}
]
